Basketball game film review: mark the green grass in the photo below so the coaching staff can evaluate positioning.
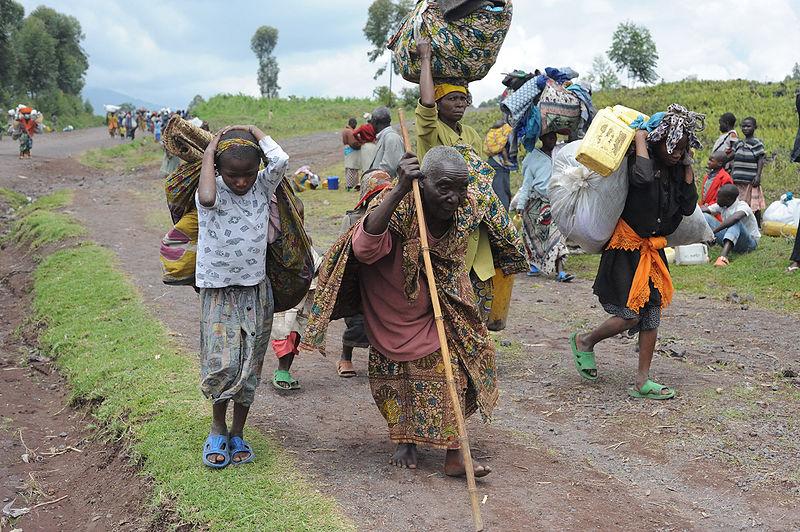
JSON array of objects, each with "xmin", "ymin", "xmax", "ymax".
[
  {"xmin": 567, "ymin": 235, "xmax": 800, "ymax": 313},
  {"xmin": 11, "ymin": 210, "xmax": 85, "ymax": 248},
  {"xmin": 80, "ymin": 137, "xmax": 163, "ymax": 171},
  {"xmin": 0, "ymin": 188, "xmax": 30, "ymax": 209},
  {"xmin": 6, "ymin": 190, "xmax": 83, "ymax": 248},
  {"xmin": 193, "ymin": 94, "xmax": 383, "ymax": 140},
  {"xmin": 13, "ymin": 191, "xmax": 351, "ymax": 530}
]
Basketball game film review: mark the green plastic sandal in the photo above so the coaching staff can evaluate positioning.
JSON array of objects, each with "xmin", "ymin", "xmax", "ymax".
[
  {"xmin": 628, "ymin": 379, "xmax": 675, "ymax": 400},
  {"xmin": 570, "ymin": 332, "xmax": 598, "ymax": 382},
  {"xmin": 272, "ymin": 369, "xmax": 300, "ymax": 391}
]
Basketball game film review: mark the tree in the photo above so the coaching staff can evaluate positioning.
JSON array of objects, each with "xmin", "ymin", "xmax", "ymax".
[
  {"xmin": 607, "ymin": 22, "xmax": 659, "ymax": 85},
  {"xmin": 586, "ymin": 55, "xmax": 620, "ymax": 91},
  {"xmin": 363, "ymin": 0, "xmax": 412, "ymax": 79},
  {"xmin": 250, "ymin": 26, "xmax": 280, "ymax": 98},
  {"xmin": 13, "ymin": 16, "xmax": 58, "ymax": 97},
  {"xmin": 0, "ymin": 0, "xmax": 25, "ymax": 98},
  {"xmin": 373, "ymin": 85, "xmax": 395, "ymax": 107},
  {"xmin": 187, "ymin": 94, "xmax": 205, "ymax": 113},
  {"xmin": 29, "ymin": 7, "xmax": 88, "ymax": 95},
  {"xmin": 399, "ymin": 86, "xmax": 419, "ymax": 108}
]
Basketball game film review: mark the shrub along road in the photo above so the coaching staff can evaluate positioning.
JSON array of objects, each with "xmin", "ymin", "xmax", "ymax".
[{"xmin": 2, "ymin": 127, "xmax": 799, "ymax": 530}]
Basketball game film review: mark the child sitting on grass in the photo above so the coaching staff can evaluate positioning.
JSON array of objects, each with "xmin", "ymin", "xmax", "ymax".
[
  {"xmin": 699, "ymin": 151, "xmax": 734, "ymax": 218},
  {"xmin": 702, "ymin": 184, "xmax": 760, "ymax": 267},
  {"xmin": 196, "ymin": 124, "xmax": 288, "ymax": 468}
]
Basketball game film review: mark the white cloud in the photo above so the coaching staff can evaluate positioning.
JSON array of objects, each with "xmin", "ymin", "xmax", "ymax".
[{"xmin": 15, "ymin": 0, "xmax": 800, "ymax": 108}]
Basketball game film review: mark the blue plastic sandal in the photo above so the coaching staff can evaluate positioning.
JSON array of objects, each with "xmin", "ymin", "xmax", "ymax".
[
  {"xmin": 527, "ymin": 265, "xmax": 541, "ymax": 277},
  {"xmin": 556, "ymin": 272, "xmax": 575, "ymax": 283},
  {"xmin": 229, "ymin": 436, "xmax": 255, "ymax": 465},
  {"xmin": 202, "ymin": 434, "xmax": 230, "ymax": 469}
]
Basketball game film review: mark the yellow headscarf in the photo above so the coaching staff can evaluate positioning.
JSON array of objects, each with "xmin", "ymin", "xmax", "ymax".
[
  {"xmin": 216, "ymin": 137, "xmax": 260, "ymax": 155},
  {"xmin": 434, "ymin": 83, "xmax": 468, "ymax": 101}
]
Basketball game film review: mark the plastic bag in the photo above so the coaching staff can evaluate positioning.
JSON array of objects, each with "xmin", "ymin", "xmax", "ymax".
[
  {"xmin": 665, "ymin": 206, "xmax": 714, "ymax": 247},
  {"xmin": 549, "ymin": 141, "xmax": 629, "ymax": 253},
  {"xmin": 388, "ymin": 0, "xmax": 513, "ymax": 83},
  {"xmin": 763, "ymin": 195, "xmax": 800, "ymax": 226}
]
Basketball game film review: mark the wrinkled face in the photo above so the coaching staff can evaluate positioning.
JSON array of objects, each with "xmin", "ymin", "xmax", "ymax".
[
  {"xmin": 218, "ymin": 155, "xmax": 260, "ymax": 196},
  {"xmin": 437, "ymin": 92, "xmax": 469, "ymax": 123},
  {"xmin": 421, "ymin": 165, "xmax": 469, "ymax": 222},
  {"xmin": 655, "ymin": 134, "xmax": 688, "ymax": 167},
  {"xmin": 741, "ymin": 119, "xmax": 756, "ymax": 137}
]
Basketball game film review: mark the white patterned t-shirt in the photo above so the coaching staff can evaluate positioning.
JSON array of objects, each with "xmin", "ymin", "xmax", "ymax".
[{"xmin": 195, "ymin": 136, "xmax": 288, "ymax": 288}]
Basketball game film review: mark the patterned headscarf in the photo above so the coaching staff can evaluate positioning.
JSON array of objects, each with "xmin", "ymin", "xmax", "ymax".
[
  {"xmin": 647, "ymin": 103, "xmax": 705, "ymax": 154},
  {"xmin": 216, "ymin": 137, "xmax": 262, "ymax": 158},
  {"xmin": 354, "ymin": 170, "xmax": 392, "ymax": 209}
]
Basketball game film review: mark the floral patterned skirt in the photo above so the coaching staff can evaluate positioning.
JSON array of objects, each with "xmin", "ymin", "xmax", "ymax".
[
  {"xmin": 368, "ymin": 347, "xmax": 468, "ymax": 449},
  {"xmin": 521, "ymin": 196, "xmax": 568, "ymax": 275}
]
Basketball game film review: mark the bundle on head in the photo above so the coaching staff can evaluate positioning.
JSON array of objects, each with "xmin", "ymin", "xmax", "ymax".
[
  {"xmin": 647, "ymin": 103, "xmax": 705, "ymax": 154},
  {"xmin": 163, "ymin": 115, "xmax": 213, "ymax": 163}
]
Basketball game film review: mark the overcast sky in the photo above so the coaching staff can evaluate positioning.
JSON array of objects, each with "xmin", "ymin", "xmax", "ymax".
[{"xmin": 17, "ymin": 0, "xmax": 800, "ymax": 109}]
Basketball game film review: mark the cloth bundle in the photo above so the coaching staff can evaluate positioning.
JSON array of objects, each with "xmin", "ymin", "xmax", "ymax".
[
  {"xmin": 500, "ymin": 68, "xmax": 593, "ymax": 152},
  {"xmin": 388, "ymin": 0, "xmax": 513, "ymax": 84},
  {"xmin": 159, "ymin": 116, "xmax": 315, "ymax": 312},
  {"xmin": 549, "ymin": 141, "xmax": 630, "ymax": 253}
]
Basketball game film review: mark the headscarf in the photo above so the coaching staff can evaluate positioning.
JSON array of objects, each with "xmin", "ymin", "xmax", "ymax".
[
  {"xmin": 216, "ymin": 137, "xmax": 261, "ymax": 158},
  {"xmin": 354, "ymin": 170, "xmax": 392, "ymax": 209},
  {"xmin": 434, "ymin": 83, "xmax": 468, "ymax": 101},
  {"xmin": 647, "ymin": 103, "xmax": 705, "ymax": 154}
]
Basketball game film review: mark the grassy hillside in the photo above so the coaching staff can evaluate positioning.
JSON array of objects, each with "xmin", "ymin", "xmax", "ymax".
[
  {"xmin": 466, "ymin": 79, "xmax": 800, "ymax": 201},
  {"xmin": 192, "ymin": 94, "xmax": 382, "ymax": 139}
]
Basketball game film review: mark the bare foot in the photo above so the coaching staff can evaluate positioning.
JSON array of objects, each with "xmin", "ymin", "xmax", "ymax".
[
  {"xmin": 444, "ymin": 448, "xmax": 492, "ymax": 478},
  {"xmin": 390, "ymin": 443, "xmax": 417, "ymax": 469}
]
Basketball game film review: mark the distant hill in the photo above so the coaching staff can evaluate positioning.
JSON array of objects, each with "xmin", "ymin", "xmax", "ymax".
[{"xmin": 83, "ymin": 87, "xmax": 165, "ymax": 115}]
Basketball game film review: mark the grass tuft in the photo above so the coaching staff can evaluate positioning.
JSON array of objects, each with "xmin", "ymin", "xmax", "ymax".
[
  {"xmin": 0, "ymin": 188, "xmax": 31, "ymax": 209},
  {"xmin": 80, "ymin": 137, "xmax": 163, "ymax": 171}
]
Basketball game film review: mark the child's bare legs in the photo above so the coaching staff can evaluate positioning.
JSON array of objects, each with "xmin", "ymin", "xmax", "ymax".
[
  {"xmin": 207, "ymin": 400, "xmax": 229, "ymax": 464},
  {"xmin": 230, "ymin": 402, "xmax": 251, "ymax": 462}
]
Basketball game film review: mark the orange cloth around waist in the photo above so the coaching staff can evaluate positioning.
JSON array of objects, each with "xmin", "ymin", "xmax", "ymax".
[{"xmin": 606, "ymin": 219, "xmax": 674, "ymax": 312}]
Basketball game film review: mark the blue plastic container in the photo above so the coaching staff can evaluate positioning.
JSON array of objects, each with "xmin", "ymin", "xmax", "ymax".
[{"xmin": 327, "ymin": 176, "xmax": 339, "ymax": 190}]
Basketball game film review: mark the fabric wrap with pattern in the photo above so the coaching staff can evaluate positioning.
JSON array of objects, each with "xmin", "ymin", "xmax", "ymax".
[
  {"xmin": 301, "ymin": 145, "xmax": 526, "ymax": 420},
  {"xmin": 388, "ymin": 0, "xmax": 513, "ymax": 84}
]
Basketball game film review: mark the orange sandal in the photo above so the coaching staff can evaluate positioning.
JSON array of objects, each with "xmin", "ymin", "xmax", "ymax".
[{"xmin": 337, "ymin": 360, "xmax": 357, "ymax": 378}]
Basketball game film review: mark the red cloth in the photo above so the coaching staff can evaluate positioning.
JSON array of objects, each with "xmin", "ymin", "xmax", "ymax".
[
  {"xmin": 352, "ymin": 223, "xmax": 441, "ymax": 362},
  {"xmin": 19, "ymin": 118, "xmax": 37, "ymax": 136},
  {"xmin": 341, "ymin": 127, "xmax": 362, "ymax": 149},
  {"xmin": 353, "ymin": 123, "xmax": 376, "ymax": 143},
  {"xmin": 700, "ymin": 168, "xmax": 733, "ymax": 221},
  {"xmin": 271, "ymin": 331, "xmax": 300, "ymax": 358}
]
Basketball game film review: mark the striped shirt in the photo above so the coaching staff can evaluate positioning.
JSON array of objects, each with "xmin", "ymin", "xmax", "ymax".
[{"xmin": 730, "ymin": 137, "xmax": 765, "ymax": 183}]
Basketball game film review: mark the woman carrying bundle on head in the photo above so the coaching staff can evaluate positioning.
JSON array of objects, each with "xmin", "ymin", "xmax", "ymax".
[
  {"xmin": 570, "ymin": 104, "xmax": 704, "ymax": 400},
  {"xmin": 15, "ymin": 108, "xmax": 39, "ymax": 159}
]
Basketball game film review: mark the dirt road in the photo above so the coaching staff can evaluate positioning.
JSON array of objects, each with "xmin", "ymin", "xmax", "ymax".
[{"xmin": 2, "ymin": 128, "xmax": 799, "ymax": 530}]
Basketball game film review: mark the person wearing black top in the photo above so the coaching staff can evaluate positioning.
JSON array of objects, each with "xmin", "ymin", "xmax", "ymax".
[
  {"xmin": 788, "ymin": 90, "xmax": 800, "ymax": 272},
  {"xmin": 569, "ymin": 104, "xmax": 704, "ymax": 400}
]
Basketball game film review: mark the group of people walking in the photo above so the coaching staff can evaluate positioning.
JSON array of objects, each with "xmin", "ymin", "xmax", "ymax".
[{"xmin": 195, "ymin": 50, "xmax": 800, "ymax": 480}]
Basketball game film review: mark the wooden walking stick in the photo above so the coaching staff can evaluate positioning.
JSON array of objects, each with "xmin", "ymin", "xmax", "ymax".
[{"xmin": 396, "ymin": 109, "xmax": 484, "ymax": 531}]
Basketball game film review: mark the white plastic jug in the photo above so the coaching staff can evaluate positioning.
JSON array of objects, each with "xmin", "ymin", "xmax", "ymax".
[{"xmin": 673, "ymin": 244, "xmax": 709, "ymax": 265}]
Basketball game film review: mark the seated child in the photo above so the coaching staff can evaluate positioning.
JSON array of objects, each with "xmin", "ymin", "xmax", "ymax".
[
  {"xmin": 195, "ymin": 124, "xmax": 288, "ymax": 468},
  {"xmin": 702, "ymin": 184, "xmax": 760, "ymax": 267},
  {"xmin": 699, "ymin": 151, "xmax": 733, "ymax": 220}
]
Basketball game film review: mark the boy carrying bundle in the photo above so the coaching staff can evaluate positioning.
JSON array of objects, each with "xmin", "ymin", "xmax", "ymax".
[{"xmin": 195, "ymin": 124, "xmax": 288, "ymax": 468}]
